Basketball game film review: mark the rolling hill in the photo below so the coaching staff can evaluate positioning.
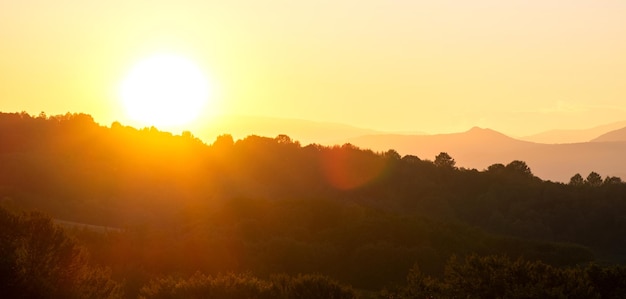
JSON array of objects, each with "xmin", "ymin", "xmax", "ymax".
[
  {"xmin": 343, "ymin": 127, "xmax": 626, "ymax": 182},
  {"xmin": 592, "ymin": 126, "xmax": 626, "ymax": 142},
  {"xmin": 195, "ymin": 117, "xmax": 626, "ymax": 182}
]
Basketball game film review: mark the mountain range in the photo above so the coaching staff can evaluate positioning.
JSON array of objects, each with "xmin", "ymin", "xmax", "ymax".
[
  {"xmin": 520, "ymin": 121, "xmax": 626, "ymax": 144},
  {"xmin": 196, "ymin": 116, "xmax": 626, "ymax": 183},
  {"xmin": 342, "ymin": 127, "xmax": 626, "ymax": 182},
  {"xmin": 592, "ymin": 126, "xmax": 626, "ymax": 142}
]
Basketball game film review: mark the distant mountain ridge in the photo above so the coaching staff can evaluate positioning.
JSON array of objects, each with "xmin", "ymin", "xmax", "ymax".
[
  {"xmin": 343, "ymin": 127, "xmax": 626, "ymax": 182},
  {"xmin": 521, "ymin": 121, "xmax": 626, "ymax": 144},
  {"xmin": 192, "ymin": 116, "xmax": 626, "ymax": 182},
  {"xmin": 344, "ymin": 127, "xmax": 534, "ymax": 158},
  {"xmin": 591, "ymin": 126, "xmax": 626, "ymax": 142},
  {"xmin": 197, "ymin": 115, "xmax": 380, "ymax": 145},
  {"xmin": 198, "ymin": 116, "xmax": 626, "ymax": 146}
]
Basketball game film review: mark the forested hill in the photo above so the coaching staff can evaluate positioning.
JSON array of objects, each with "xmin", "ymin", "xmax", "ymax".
[{"xmin": 2, "ymin": 111, "xmax": 626, "ymax": 296}]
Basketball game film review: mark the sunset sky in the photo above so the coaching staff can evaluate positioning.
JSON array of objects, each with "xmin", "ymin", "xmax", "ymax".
[{"xmin": 2, "ymin": 0, "xmax": 626, "ymax": 137}]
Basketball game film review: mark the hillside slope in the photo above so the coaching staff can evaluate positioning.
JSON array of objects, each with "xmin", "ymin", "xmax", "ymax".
[{"xmin": 344, "ymin": 127, "xmax": 626, "ymax": 182}]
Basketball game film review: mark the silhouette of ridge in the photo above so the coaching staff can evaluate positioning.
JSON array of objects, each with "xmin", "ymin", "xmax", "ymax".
[
  {"xmin": 198, "ymin": 115, "xmax": 380, "ymax": 145},
  {"xmin": 342, "ymin": 127, "xmax": 626, "ymax": 182},
  {"xmin": 521, "ymin": 120, "xmax": 626, "ymax": 144},
  {"xmin": 591, "ymin": 126, "xmax": 626, "ymax": 142}
]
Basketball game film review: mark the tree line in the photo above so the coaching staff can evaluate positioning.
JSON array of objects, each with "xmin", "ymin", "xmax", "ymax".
[{"xmin": 1, "ymin": 112, "xmax": 626, "ymax": 297}]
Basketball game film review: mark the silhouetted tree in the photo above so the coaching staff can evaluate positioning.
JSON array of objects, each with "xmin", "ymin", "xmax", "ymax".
[
  {"xmin": 487, "ymin": 163, "xmax": 505, "ymax": 173},
  {"xmin": 0, "ymin": 207, "xmax": 121, "ymax": 298},
  {"xmin": 213, "ymin": 134, "xmax": 234, "ymax": 148},
  {"xmin": 604, "ymin": 176, "xmax": 623, "ymax": 185},
  {"xmin": 569, "ymin": 173, "xmax": 584, "ymax": 186},
  {"xmin": 434, "ymin": 152, "xmax": 456, "ymax": 168},
  {"xmin": 401, "ymin": 155, "xmax": 421, "ymax": 165},
  {"xmin": 275, "ymin": 134, "xmax": 291, "ymax": 143},
  {"xmin": 384, "ymin": 149, "xmax": 401, "ymax": 161},
  {"xmin": 341, "ymin": 143, "xmax": 359, "ymax": 151},
  {"xmin": 586, "ymin": 171, "xmax": 603, "ymax": 187},
  {"xmin": 275, "ymin": 134, "xmax": 301, "ymax": 148},
  {"xmin": 505, "ymin": 160, "xmax": 533, "ymax": 177}
]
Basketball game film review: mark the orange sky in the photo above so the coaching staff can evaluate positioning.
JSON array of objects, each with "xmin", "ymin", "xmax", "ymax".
[{"xmin": 2, "ymin": 0, "xmax": 626, "ymax": 137}]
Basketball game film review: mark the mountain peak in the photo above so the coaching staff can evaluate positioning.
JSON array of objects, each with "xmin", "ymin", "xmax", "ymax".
[
  {"xmin": 464, "ymin": 126, "xmax": 508, "ymax": 138},
  {"xmin": 467, "ymin": 126, "xmax": 490, "ymax": 133}
]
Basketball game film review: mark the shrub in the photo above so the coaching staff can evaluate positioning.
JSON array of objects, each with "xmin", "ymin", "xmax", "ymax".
[
  {"xmin": 140, "ymin": 272, "xmax": 356, "ymax": 299},
  {"xmin": 0, "ymin": 207, "xmax": 121, "ymax": 298}
]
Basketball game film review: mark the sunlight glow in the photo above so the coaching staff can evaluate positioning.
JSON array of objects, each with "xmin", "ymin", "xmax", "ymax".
[{"xmin": 120, "ymin": 54, "xmax": 211, "ymax": 129}]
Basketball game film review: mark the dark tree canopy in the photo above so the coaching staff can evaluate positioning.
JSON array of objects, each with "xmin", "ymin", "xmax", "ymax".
[
  {"xmin": 570, "ymin": 173, "xmax": 584, "ymax": 186},
  {"xmin": 401, "ymin": 155, "xmax": 421, "ymax": 164},
  {"xmin": 0, "ymin": 207, "xmax": 120, "ymax": 298},
  {"xmin": 487, "ymin": 163, "xmax": 505, "ymax": 172},
  {"xmin": 586, "ymin": 171, "xmax": 603, "ymax": 187},
  {"xmin": 604, "ymin": 176, "xmax": 623, "ymax": 185},
  {"xmin": 2, "ymin": 112, "xmax": 626, "ymax": 298},
  {"xmin": 505, "ymin": 160, "xmax": 533, "ymax": 177},
  {"xmin": 384, "ymin": 149, "xmax": 401, "ymax": 161},
  {"xmin": 434, "ymin": 152, "xmax": 456, "ymax": 168}
]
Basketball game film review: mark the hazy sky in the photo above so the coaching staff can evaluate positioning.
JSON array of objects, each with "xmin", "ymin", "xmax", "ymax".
[{"xmin": 2, "ymin": 0, "xmax": 626, "ymax": 136}]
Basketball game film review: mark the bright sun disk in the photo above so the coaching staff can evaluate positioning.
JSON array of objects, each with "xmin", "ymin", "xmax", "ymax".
[{"xmin": 120, "ymin": 54, "xmax": 211, "ymax": 129}]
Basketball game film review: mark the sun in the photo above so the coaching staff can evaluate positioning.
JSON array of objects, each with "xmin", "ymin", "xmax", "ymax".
[{"xmin": 120, "ymin": 53, "xmax": 211, "ymax": 130}]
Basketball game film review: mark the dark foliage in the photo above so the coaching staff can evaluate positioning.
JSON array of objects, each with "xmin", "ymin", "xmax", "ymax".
[
  {"xmin": 139, "ymin": 272, "xmax": 355, "ymax": 299},
  {"xmin": 385, "ymin": 255, "xmax": 626, "ymax": 299},
  {"xmin": 0, "ymin": 206, "xmax": 121, "ymax": 298},
  {"xmin": 2, "ymin": 112, "xmax": 626, "ymax": 297}
]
